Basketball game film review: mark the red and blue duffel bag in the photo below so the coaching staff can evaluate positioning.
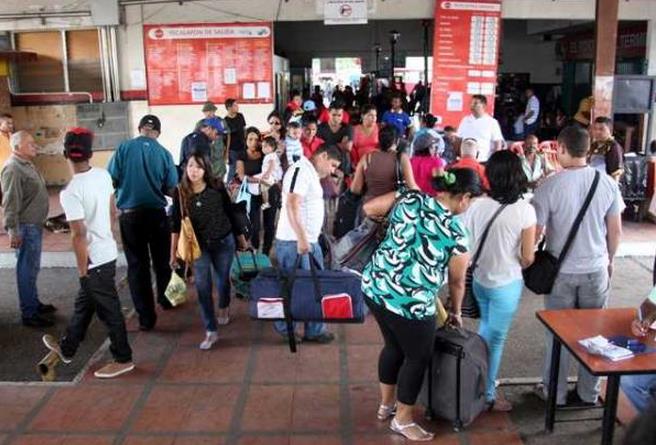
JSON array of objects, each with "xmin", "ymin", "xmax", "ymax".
[{"xmin": 249, "ymin": 254, "xmax": 365, "ymax": 350}]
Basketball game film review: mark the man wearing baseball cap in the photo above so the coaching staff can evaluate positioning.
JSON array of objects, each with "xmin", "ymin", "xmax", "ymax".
[
  {"xmin": 42, "ymin": 128, "xmax": 134, "ymax": 379},
  {"xmin": 195, "ymin": 102, "xmax": 229, "ymax": 180},
  {"xmin": 180, "ymin": 117, "xmax": 225, "ymax": 177},
  {"xmin": 107, "ymin": 114, "xmax": 178, "ymax": 331}
]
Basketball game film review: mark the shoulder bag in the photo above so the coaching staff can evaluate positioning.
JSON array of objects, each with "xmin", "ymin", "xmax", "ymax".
[
  {"xmin": 459, "ymin": 203, "xmax": 508, "ymax": 318},
  {"xmin": 176, "ymin": 186, "xmax": 202, "ymax": 264},
  {"xmin": 523, "ymin": 170, "xmax": 600, "ymax": 295},
  {"xmin": 336, "ymin": 151, "xmax": 406, "ymax": 273}
]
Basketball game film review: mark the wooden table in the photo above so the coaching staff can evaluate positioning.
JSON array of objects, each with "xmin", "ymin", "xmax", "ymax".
[{"xmin": 537, "ymin": 308, "xmax": 656, "ymax": 445}]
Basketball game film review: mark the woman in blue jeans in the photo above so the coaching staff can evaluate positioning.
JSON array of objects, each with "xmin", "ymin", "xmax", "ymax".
[
  {"xmin": 462, "ymin": 150, "xmax": 536, "ymax": 411},
  {"xmin": 171, "ymin": 152, "xmax": 248, "ymax": 350}
]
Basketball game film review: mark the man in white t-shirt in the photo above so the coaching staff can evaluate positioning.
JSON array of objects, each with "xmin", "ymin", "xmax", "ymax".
[
  {"xmin": 523, "ymin": 87, "xmax": 540, "ymax": 138},
  {"xmin": 457, "ymin": 95, "xmax": 504, "ymax": 162},
  {"xmin": 41, "ymin": 129, "xmax": 134, "ymax": 379},
  {"xmin": 274, "ymin": 145, "xmax": 342, "ymax": 344}
]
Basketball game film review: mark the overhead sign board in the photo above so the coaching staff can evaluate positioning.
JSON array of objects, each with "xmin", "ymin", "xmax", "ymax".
[
  {"xmin": 430, "ymin": 0, "xmax": 502, "ymax": 127},
  {"xmin": 324, "ymin": 0, "xmax": 368, "ymax": 25},
  {"xmin": 143, "ymin": 22, "xmax": 273, "ymax": 106}
]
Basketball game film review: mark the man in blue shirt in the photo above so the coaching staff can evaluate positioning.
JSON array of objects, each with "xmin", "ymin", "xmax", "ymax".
[
  {"xmin": 107, "ymin": 114, "xmax": 178, "ymax": 331},
  {"xmin": 381, "ymin": 93, "xmax": 414, "ymax": 139}
]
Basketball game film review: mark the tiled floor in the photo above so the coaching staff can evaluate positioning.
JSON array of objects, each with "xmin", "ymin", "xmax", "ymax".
[{"xmin": 0, "ymin": 295, "xmax": 522, "ymax": 445}]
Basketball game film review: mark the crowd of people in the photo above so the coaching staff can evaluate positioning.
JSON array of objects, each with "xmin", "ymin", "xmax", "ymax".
[{"xmin": 1, "ymin": 85, "xmax": 655, "ymax": 442}]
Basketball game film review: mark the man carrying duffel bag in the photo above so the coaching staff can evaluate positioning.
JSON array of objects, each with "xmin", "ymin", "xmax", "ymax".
[
  {"xmin": 360, "ymin": 168, "xmax": 482, "ymax": 441},
  {"xmin": 272, "ymin": 145, "xmax": 343, "ymax": 344}
]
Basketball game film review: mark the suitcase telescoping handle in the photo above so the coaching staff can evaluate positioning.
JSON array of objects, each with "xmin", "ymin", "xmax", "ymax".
[{"xmin": 288, "ymin": 254, "xmax": 324, "ymax": 303}]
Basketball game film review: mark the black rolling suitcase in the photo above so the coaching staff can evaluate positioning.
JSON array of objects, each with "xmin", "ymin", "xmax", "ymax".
[{"xmin": 419, "ymin": 327, "xmax": 489, "ymax": 431}]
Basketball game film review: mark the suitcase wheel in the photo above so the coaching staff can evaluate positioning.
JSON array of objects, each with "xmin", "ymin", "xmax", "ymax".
[{"xmin": 452, "ymin": 419, "xmax": 463, "ymax": 432}]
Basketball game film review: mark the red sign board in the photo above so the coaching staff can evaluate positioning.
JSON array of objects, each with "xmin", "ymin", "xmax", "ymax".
[
  {"xmin": 558, "ymin": 24, "xmax": 647, "ymax": 61},
  {"xmin": 143, "ymin": 23, "xmax": 274, "ymax": 106},
  {"xmin": 430, "ymin": 0, "xmax": 502, "ymax": 127}
]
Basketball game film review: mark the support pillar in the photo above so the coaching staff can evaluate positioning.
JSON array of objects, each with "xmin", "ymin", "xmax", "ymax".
[
  {"xmin": 647, "ymin": 20, "xmax": 656, "ymax": 146},
  {"xmin": 592, "ymin": 0, "xmax": 619, "ymax": 120}
]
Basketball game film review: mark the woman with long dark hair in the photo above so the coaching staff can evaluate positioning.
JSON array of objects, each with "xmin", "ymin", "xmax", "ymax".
[
  {"xmin": 462, "ymin": 150, "xmax": 536, "ymax": 411},
  {"xmin": 170, "ymin": 151, "xmax": 248, "ymax": 350},
  {"xmin": 361, "ymin": 168, "xmax": 483, "ymax": 441},
  {"xmin": 236, "ymin": 127, "xmax": 279, "ymax": 254}
]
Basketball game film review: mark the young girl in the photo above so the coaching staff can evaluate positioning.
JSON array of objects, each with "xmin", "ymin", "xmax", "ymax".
[
  {"xmin": 254, "ymin": 136, "xmax": 283, "ymax": 210},
  {"xmin": 171, "ymin": 151, "xmax": 248, "ymax": 350}
]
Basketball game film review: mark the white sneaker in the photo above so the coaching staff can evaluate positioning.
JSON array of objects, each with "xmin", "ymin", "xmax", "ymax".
[
  {"xmin": 199, "ymin": 331, "xmax": 219, "ymax": 350},
  {"xmin": 42, "ymin": 334, "xmax": 72, "ymax": 364},
  {"xmin": 93, "ymin": 361, "xmax": 135, "ymax": 379}
]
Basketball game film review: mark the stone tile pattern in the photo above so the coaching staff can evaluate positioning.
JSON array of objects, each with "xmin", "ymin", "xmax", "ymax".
[{"xmin": 0, "ymin": 292, "xmax": 522, "ymax": 445}]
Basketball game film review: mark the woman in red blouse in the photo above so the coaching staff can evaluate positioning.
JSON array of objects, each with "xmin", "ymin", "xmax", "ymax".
[{"xmin": 352, "ymin": 104, "xmax": 380, "ymax": 166}]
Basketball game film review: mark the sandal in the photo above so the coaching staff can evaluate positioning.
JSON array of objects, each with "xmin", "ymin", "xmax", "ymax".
[
  {"xmin": 376, "ymin": 403, "xmax": 396, "ymax": 421},
  {"xmin": 390, "ymin": 417, "xmax": 434, "ymax": 441}
]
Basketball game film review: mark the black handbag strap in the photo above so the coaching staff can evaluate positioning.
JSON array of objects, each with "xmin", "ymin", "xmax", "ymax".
[
  {"xmin": 556, "ymin": 170, "xmax": 600, "ymax": 266},
  {"xmin": 395, "ymin": 150, "xmax": 405, "ymax": 189},
  {"xmin": 471, "ymin": 203, "xmax": 508, "ymax": 270}
]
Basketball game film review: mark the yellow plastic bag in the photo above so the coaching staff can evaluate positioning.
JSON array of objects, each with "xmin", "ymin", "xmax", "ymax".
[
  {"xmin": 436, "ymin": 297, "xmax": 449, "ymax": 329},
  {"xmin": 165, "ymin": 272, "xmax": 187, "ymax": 307}
]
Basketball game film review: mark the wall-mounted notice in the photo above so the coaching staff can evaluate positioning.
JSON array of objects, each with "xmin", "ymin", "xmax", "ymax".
[
  {"xmin": 143, "ymin": 22, "xmax": 274, "ymax": 105},
  {"xmin": 430, "ymin": 0, "xmax": 502, "ymax": 127}
]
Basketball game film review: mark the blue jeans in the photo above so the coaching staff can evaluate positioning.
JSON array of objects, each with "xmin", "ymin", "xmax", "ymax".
[
  {"xmin": 473, "ymin": 278, "xmax": 523, "ymax": 401},
  {"xmin": 273, "ymin": 239, "xmax": 327, "ymax": 338},
  {"xmin": 15, "ymin": 224, "xmax": 43, "ymax": 318},
  {"xmin": 193, "ymin": 235, "xmax": 236, "ymax": 332},
  {"xmin": 621, "ymin": 374, "xmax": 656, "ymax": 412}
]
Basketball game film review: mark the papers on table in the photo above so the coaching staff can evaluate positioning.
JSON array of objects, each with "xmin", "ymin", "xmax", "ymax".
[{"xmin": 579, "ymin": 335, "xmax": 634, "ymax": 362}]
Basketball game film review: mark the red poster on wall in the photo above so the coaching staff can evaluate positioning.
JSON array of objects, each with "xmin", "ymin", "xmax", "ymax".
[
  {"xmin": 143, "ymin": 23, "xmax": 273, "ymax": 106},
  {"xmin": 430, "ymin": 0, "xmax": 502, "ymax": 127}
]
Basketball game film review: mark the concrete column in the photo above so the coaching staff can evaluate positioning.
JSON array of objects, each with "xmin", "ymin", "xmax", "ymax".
[
  {"xmin": 647, "ymin": 20, "xmax": 656, "ymax": 145},
  {"xmin": 592, "ymin": 0, "xmax": 619, "ymax": 120}
]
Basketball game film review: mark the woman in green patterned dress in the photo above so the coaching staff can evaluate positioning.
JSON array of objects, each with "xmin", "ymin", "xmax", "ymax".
[{"xmin": 361, "ymin": 168, "xmax": 483, "ymax": 441}]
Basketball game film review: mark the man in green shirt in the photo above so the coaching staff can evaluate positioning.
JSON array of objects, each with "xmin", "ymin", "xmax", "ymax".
[{"xmin": 1, "ymin": 130, "xmax": 56, "ymax": 327}]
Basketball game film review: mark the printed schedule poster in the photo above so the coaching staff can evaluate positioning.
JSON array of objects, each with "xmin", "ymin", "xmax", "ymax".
[
  {"xmin": 143, "ymin": 23, "xmax": 274, "ymax": 105},
  {"xmin": 430, "ymin": 0, "xmax": 501, "ymax": 127}
]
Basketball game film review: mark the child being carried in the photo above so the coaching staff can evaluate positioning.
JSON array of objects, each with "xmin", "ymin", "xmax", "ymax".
[{"xmin": 254, "ymin": 136, "xmax": 283, "ymax": 210}]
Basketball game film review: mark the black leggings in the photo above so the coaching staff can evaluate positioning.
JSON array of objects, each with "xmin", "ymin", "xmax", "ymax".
[{"xmin": 366, "ymin": 299, "xmax": 436, "ymax": 405}]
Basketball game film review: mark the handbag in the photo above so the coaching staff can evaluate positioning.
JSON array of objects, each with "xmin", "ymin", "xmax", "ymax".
[
  {"xmin": 523, "ymin": 170, "xmax": 600, "ymax": 294},
  {"xmin": 333, "ymin": 189, "xmax": 362, "ymax": 239},
  {"xmin": 460, "ymin": 203, "xmax": 508, "ymax": 319},
  {"xmin": 335, "ymin": 151, "xmax": 407, "ymax": 272},
  {"xmin": 234, "ymin": 181, "xmax": 252, "ymax": 214},
  {"xmin": 337, "ymin": 218, "xmax": 387, "ymax": 274},
  {"xmin": 176, "ymin": 187, "xmax": 201, "ymax": 263}
]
